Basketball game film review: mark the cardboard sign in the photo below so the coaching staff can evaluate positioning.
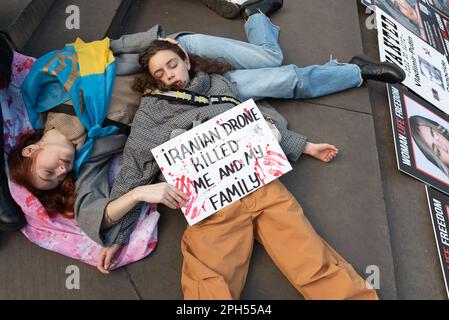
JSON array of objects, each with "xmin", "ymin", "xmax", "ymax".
[
  {"xmin": 152, "ymin": 99, "xmax": 292, "ymax": 225},
  {"xmin": 387, "ymin": 83, "xmax": 449, "ymax": 194},
  {"xmin": 363, "ymin": 0, "xmax": 449, "ymax": 54},
  {"xmin": 426, "ymin": 186, "xmax": 449, "ymax": 298},
  {"xmin": 377, "ymin": 7, "xmax": 449, "ymax": 114}
]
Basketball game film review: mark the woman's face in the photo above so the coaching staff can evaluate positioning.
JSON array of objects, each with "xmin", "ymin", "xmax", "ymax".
[
  {"xmin": 388, "ymin": 0, "xmax": 419, "ymax": 23},
  {"xmin": 148, "ymin": 50, "xmax": 191, "ymax": 89},
  {"xmin": 419, "ymin": 124, "xmax": 449, "ymax": 166},
  {"xmin": 22, "ymin": 130, "xmax": 75, "ymax": 190}
]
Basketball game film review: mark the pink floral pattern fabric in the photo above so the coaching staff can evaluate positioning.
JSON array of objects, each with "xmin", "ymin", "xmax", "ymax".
[{"xmin": 0, "ymin": 52, "xmax": 160, "ymax": 268}]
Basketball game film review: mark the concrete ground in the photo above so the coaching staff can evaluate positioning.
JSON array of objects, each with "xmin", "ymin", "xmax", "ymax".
[{"xmin": 0, "ymin": 0, "xmax": 445, "ymax": 299}]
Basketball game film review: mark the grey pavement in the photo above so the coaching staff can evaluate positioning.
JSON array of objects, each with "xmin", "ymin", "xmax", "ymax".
[
  {"xmin": 0, "ymin": 0, "xmax": 55, "ymax": 49},
  {"xmin": 0, "ymin": 0, "xmax": 443, "ymax": 299}
]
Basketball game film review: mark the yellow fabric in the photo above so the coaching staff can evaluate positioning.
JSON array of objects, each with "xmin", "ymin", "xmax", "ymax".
[{"xmin": 71, "ymin": 37, "xmax": 115, "ymax": 76}]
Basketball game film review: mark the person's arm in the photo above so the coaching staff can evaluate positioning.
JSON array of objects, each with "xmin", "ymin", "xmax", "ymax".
[
  {"xmin": 256, "ymin": 102, "xmax": 308, "ymax": 162},
  {"xmin": 74, "ymin": 135, "xmax": 128, "ymax": 247},
  {"xmin": 107, "ymin": 96, "xmax": 181, "ymax": 245},
  {"xmin": 102, "ymin": 182, "xmax": 188, "ymax": 229},
  {"xmin": 278, "ymin": 128, "xmax": 308, "ymax": 162},
  {"xmin": 280, "ymin": 129, "xmax": 338, "ymax": 163},
  {"xmin": 303, "ymin": 142, "xmax": 339, "ymax": 163}
]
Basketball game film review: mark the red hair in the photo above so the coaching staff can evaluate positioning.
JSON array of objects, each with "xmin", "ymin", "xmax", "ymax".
[{"xmin": 7, "ymin": 130, "xmax": 76, "ymax": 218}]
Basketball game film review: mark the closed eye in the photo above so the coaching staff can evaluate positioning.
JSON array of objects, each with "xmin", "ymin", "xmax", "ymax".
[
  {"xmin": 168, "ymin": 60, "xmax": 178, "ymax": 69},
  {"xmin": 154, "ymin": 71, "xmax": 164, "ymax": 79},
  {"xmin": 39, "ymin": 171, "xmax": 54, "ymax": 183}
]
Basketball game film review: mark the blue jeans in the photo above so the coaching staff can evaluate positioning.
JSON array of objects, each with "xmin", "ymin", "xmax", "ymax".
[{"xmin": 177, "ymin": 14, "xmax": 363, "ymax": 101}]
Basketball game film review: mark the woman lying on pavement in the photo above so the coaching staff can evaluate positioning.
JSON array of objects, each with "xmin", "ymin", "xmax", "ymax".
[
  {"xmin": 100, "ymin": 39, "xmax": 379, "ymax": 299},
  {"xmin": 8, "ymin": 11, "xmax": 403, "ymax": 278}
]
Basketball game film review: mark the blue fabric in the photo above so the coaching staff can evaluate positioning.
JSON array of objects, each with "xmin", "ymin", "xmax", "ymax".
[
  {"xmin": 177, "ymin": 13, "xmax": 362, "ymax": 101},
  {"xmin": 21, "ymin": 42, "xmax": 118, "ymax": 176}
]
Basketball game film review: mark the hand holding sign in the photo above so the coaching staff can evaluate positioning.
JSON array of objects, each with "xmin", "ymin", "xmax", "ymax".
[
  {"xmin": 134, "ymin": 182, "xmax": 189, "ymax": 210},
  {"xmin": 152, "ymin": 99, "xmax": 292, "ymax": 225}
]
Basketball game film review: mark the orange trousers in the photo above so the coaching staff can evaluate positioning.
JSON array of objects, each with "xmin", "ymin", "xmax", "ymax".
[{"xmin": 181, "ymin": 180, "xmax": 379, "ymax": 300}]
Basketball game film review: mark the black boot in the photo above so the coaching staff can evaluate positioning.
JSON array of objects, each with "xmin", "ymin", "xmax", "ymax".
[
  {"xmin": 202, "ymin": 0, "xmax": 241, "ymax": 19},
  {"xmin": 0, "ymin": 33, "xmax": 13, "ymax": 90},
  {"xmin": 0, "ymin": 179, "xmax": 26, "ymax": 232},
  {"xmin": 0, "ymin": 114, "xmax": 26, "ymax": 231},
  {"xmin": 0, "ymin": 110, "xmax": 26, "ymax": 231},
  {"xmin": 0, "ymin": 33, "xmax": 26, "ymax": 232},
  {"xmin": 349, "ymin": 55, "xmax": 406, "ymax": 83},
  {"xmin": 241, "ymin": 0, "xmax": 283, "ymax": 20}
]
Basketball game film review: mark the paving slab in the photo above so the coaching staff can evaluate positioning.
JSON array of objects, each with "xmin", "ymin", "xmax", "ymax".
[
  {"xmin": 279, "ymin": 0, "xmax": 373, "ymax": 114},
  {"xmin": 356, "ymin": 1, "xmax": 447, "ymax": 299},
  {"xmin": 22, "ymin": 0, "xmax": 124, "ymax": 58},
  {"xmin": 0, "ymin": 232, "xmax": 139, "ymax": 299},
  {"xmin": 0, "ymin": 0, "xmax": 55, "ymax": 50}
]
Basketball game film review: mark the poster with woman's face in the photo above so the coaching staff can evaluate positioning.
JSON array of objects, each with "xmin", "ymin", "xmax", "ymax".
[
  {"xmin": 362, "ymin": 0, "xmax": 449, "ymax": 54},
  {"xmin": 404, "ymin": 95, "xmax": 449, "ymax": 185},
  {"xmin": 377, "ymin": 6, "xmax": 449, "ymax": 114},
  {"xmin": 375, "ymin": 0, "xmax": 427, "ymax": 41},
  {"xmin": 388, "ymin": 84, "xmax": 449, "ymax": 196}
]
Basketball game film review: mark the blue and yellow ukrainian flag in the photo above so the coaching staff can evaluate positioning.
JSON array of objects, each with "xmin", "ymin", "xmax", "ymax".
[{"xmin": 21, "ymin": 38, "xmax": 117, "ymax": 176}]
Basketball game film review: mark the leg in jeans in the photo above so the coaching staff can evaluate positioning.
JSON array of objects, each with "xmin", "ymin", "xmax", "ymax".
[
  {"xmin": 178, "ymin": 13, "xmax": 362, "ymax": 100},
  {"xmin": 176, "ymin": 13, "xmax": 283, "ymax": 69},
  {"xmin": 111, "ymin": 14, "xmax": 282, "ymax": 74},
  {"xmin": 226, "ymin": 60, "xmax": 363, "ymax": 101},
  {"xmin": 251, "ymin": 180, "xmax": 378, "ymax": 300},
  {"xmin": 112, "ymin": 14, "xmax": 363, "ymax": 98}
]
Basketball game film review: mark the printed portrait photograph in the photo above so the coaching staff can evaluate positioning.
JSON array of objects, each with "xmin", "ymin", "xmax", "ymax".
[
  {"xmin": 405, "ymin": 94, "xmax": 449, "ymax": 185},
  {"xmin": 376, "ymin": 0, "xmax": 427, "ymax": 41},
  {"xmin": 418, "ymin": 55, "xmax": 445, "ymax": 89}
]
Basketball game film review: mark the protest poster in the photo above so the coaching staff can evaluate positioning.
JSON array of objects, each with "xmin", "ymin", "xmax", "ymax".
[
  {"xmin": 151, "ymin": 99, "xmax": 292, "ymax": 226},
  {"xmin": 417, "ymin": 1, "xmax": 449, "ymax": 55},
  {"xmin": 387, "ymin": 83, "xmax": 449, "ymax": 195},
  {"xmin": 362, "ymin": 0, "xmax": 449, "ymax": 54},
  {"xmin": 425, "ymin": 185, "xmax": 449, "ymax": 298},
  {"xmin": 363, "ymin": 0, "xmax": 428, "ymax": 40},
  {"xmin": 377, "ymin": 6, "xmax": 449, "ymax": 114},
  {"xmin": 427, "ymin": 0, "xmax": 449, "ymax": 16}
]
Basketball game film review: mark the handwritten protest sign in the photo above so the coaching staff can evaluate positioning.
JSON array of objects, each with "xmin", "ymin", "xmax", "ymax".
[{"xmin": 151, "ymin": 99, "xmax": 292, "ymax": 225}]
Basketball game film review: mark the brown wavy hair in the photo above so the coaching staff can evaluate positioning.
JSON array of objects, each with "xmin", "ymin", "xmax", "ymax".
[
  {"xmin": 133, "ymin": 39, "xmax": 234, "ymax": 93},
  {"xmin": 7, "ymin": 130, "xmax": 76, "ymax": 218}
]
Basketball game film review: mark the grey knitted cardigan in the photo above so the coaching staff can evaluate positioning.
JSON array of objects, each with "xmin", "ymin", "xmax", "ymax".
[{"xmin": 105, "ymin": 72, "xmax": 308, "ymax": 245}]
